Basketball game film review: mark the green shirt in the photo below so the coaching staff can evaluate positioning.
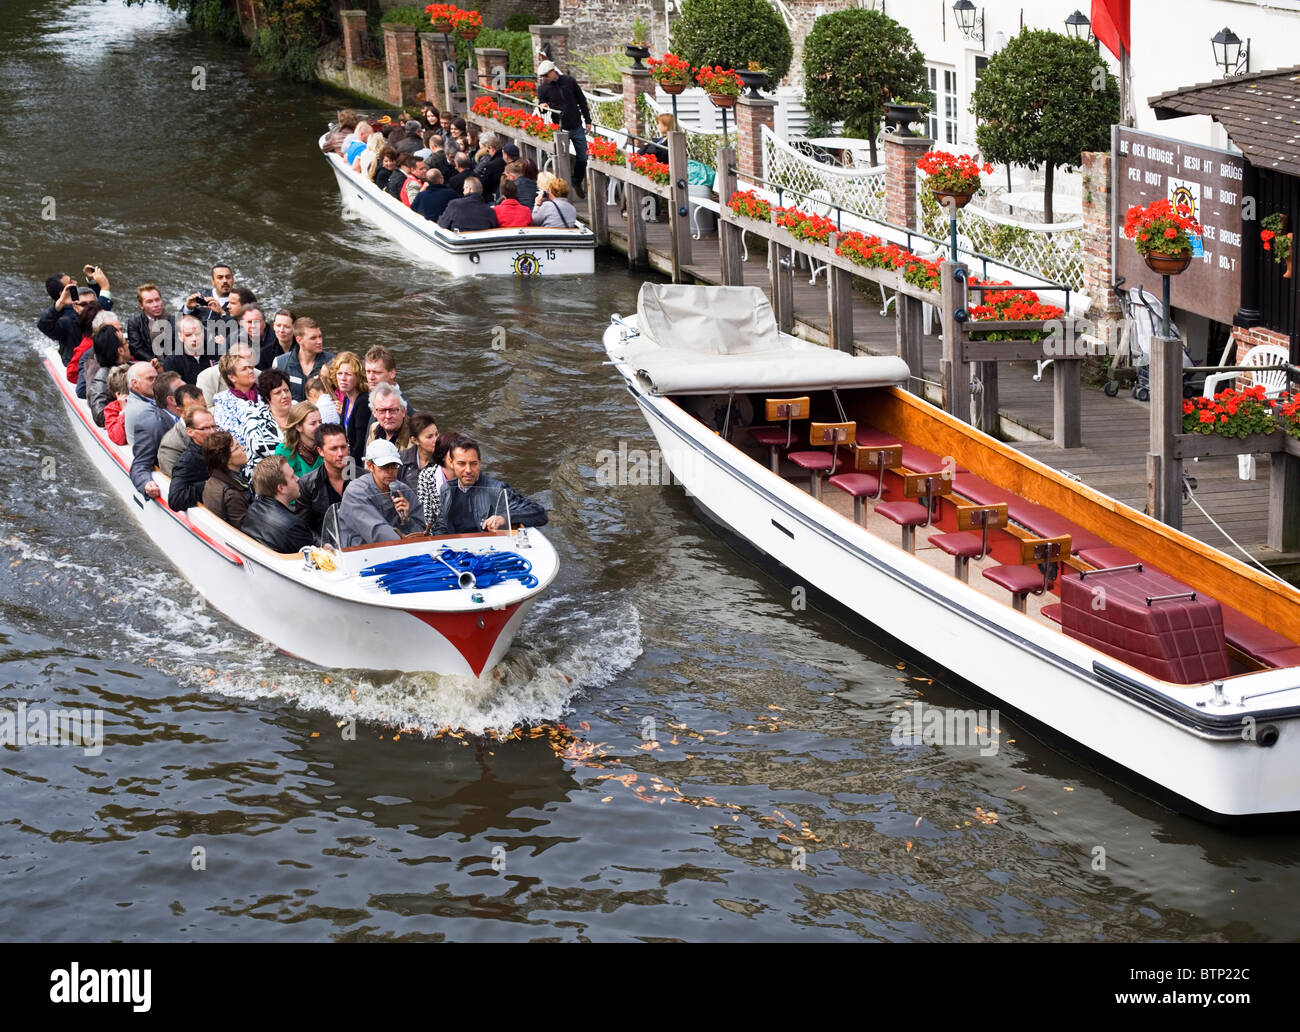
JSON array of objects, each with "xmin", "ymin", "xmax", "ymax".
[{"xmin": 275, "ymin": 442, "xmax": 322, "ymax": 478}]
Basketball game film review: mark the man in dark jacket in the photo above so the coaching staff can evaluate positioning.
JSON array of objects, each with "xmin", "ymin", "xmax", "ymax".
[
  {"xmin": 536, "ymin": 60, "xmax": 592, "ymax": 196},
  {"xmin": 242, "ymin": 456, "xmax": 313, "ymax": 553},
  {"xmin": 445, "ymin": 152, "xmax": 473, "ymax": 195},
  {"xmin": 437, "ymin": 178, "xmax": 499, "ymax": 232},
  {"xmin": 38, "ymin": 266, "xmax": 113, "ymax": 364},
  {"xmin": 296, "ymin": 424, "xmax": 353, "ymax": 537},
  {"xmin": 411, "ymin": 169, "xmax": 456, "ymax": 222},
  {"xmin": 432, "ymin": 437, "xmax": 547, "ymax": 535},
  {"xmin": 125, "ymin": 283, "xmax": 178, "ymax": 362},
  {"xmin": 472, "ymin": 133, "xmax": 507, "ymax": 200},
  {"xmin": 167, "ymin": 408, "xmax": 218, "ymax": 510}
]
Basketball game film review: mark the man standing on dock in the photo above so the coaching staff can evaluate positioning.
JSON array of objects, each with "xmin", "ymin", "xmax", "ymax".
[{"xmin": 536, "ymin": 60, "xmax": 592, "ymax": 199}]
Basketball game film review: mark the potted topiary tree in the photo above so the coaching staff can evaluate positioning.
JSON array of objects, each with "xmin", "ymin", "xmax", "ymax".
[
  {"xmin": 671, "ymin": 0, "xmax": 793, "ymax": 89},
  {"xmin": 625, "ymin": 17, "xmax": 651, "ymax": 70}
]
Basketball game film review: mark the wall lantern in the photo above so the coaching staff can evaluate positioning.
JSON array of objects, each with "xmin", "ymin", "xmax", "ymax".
[
  {"xmin": 1210, "ymin": 27, "xmax": 1250, "ymax": 77},
  {"xmin": 952, "ymin": 1, "xmax": 984, "ymax": 47}
]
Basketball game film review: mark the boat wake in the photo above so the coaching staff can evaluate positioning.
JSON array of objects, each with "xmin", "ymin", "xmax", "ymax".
[
  {"xmin": 0, "ymin": 533, "xmax": 640, "ymax": 736},
  {"xmin": 181, "ymin": 594, "xmax": 642, "ymax": 736}
]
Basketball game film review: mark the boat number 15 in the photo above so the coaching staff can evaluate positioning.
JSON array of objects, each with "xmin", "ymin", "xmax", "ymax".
[{"xmin": 545, "ymin": 249, "xmax": 556, "ymax": 260}]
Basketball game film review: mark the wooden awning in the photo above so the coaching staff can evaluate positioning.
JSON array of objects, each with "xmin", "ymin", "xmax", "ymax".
[{"xmin": 1149, "ymin": 66, "xmax": 1300, "ymax": 177}]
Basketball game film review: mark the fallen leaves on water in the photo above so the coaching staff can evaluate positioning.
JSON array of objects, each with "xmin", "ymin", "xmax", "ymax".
[
  {"xmin": 974, "ymin": 807, "xmax": 998, "ymax": 825},
  {"xmin": 1012, "ymin": 785, "xmax": 1026, "ymax": 792},
  {"xmin": 601, "ymin": 796, "xmax": 613, "ymax": 803}
]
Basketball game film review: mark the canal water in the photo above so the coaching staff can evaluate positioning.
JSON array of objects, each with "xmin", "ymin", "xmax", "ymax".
[{"xmin": 0, "ymin": 0, "xmax": 1296, "ymax": 942}]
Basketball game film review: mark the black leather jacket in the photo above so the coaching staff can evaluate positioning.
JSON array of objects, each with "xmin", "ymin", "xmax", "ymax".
[{"xmin": 242, "ymin": 496, "xmax": 313, "ymax": 554}]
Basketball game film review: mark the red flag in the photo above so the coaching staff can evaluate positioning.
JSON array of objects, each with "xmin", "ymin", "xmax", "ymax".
[{"xmin": 1090, "ymin": 0, "xmax": 1130, "ymax": 60}]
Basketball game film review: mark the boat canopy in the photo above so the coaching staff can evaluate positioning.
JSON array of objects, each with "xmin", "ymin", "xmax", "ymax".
[{"xmin": 624, "ymin": 284, "xmax": 910, "ymax": 395}]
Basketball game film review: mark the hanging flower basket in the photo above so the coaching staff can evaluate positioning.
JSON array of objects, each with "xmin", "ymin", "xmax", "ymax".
[
  {"xmin": 1124, "ymin": 199, "xmax": 1202, "ymax": 275},
  {"xmin": 426, "ymin": 3, "xmax": 457, "ymax": 33},
  {"xmin": 696, "ymin": 66, "xmax": 742, "ymax": 106},
  {"xmin": 931, "ymin": 189, "xmax": 974, "ymax": 210},
  {"xmin": 1262, "ymin": 213, "xmax": 1293, "ymax": 279},
  {"xmin": 917, "ymin": 150, "xmax": 992, "ymax": 196},
  {"xmin": 1144, "ymin": 250, "xmax": 1194, "ymax": 276},
  {"xmin": 649, "ymin": 53, "xmax": 692, "ymax": 93}
]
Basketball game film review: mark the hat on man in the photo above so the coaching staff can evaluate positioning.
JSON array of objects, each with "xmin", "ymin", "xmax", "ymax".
[
  {"xmin": 364, "ymin": 439, "xmax": 402, "ymax": 467},
  {"xmin": 536, "ymin": 60, "xmax": 556, "ymax": 77},
  {"xmin": 502, "ymin": 141, "xmax": 519, "ymax": 159},
  {"xmin": 414, "ymin": 148, "xmax": 433, "ymax": 161},
  {"xmin": 405, "ymin": 119, "xmax": 423, "ymax": 133}
]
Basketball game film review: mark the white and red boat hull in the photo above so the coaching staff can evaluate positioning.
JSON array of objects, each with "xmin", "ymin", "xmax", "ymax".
[
  {"xmin": 47, "ymin": 350, "xmax": 556, "ymax": 676},
  {"xmin": 605, "ymin": 317, "xmax": 1300, "ymax": 821}
]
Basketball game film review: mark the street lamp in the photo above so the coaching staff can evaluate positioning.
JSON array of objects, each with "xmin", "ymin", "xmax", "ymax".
[
  {"xmin": 1210, "ymin": 27, "xmax": 1250, "ymax": 77},
  {"xmin": 952, "ymin": 1, "xmax": 984, "ymax": 47},
  {"xmin": 1064, "ymin": 10, "xmax": 1091, "ymax": 41}
]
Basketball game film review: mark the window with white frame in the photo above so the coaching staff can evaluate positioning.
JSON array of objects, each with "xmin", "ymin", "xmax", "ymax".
[{"xmin": 927, "ymin": 66, "xmax": 958, "ymax": 145}]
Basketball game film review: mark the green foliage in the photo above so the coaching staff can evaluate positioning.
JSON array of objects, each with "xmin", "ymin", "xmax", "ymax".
[
  {"xmin": 670, "ymin": 0, "xmax": 793, "ymax": 83},
  {"xmin": 454, "ymin": 29, "xmax": 534, "ymax": 76},
  {"xmin": 971, "ymin": 30, "xmax": 1119, "ymax": 179},
  {"xmin": 801, "ymin": 9, "xmax": 927, "ymax": 149},
  {"xmin": 568, "ymin": 50, "xmax": 630, "ymax": 86},
  {"xmin": 504, "ymin": 13, "xmax": 537, "ymax": 33},
  {"xmin": 123, "ymin": 0, "xmax": 242, "ymax": 41},
  {"xmin": 380, "ymin": 5, "xmax": 429, "ymax": 28}
]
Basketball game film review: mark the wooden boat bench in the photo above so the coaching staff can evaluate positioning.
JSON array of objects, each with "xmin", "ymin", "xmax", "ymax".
[
  {"xmin": 930, "ymin": 502, "xmax": 1010, "ymax": 582},
  {"xmin": 788, "ymin": 421, "xmax": 855, "ymax": 500},
  {"xmin": 828, "ymin": 444, "xmax": 900, "ymax": 525},
  {"xmin": 748, "ymin": 396, "xmax": 810, "ymax": 473}
]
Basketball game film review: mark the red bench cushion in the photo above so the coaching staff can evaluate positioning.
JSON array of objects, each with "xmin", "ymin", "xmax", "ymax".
[
  {"xmin": 930, "ymin": 531, "xmax": 987, "ymax": 558},
  {"xmin": 828, "ymin": 472, "xmax": 881, "ymax": 498},
  {"xmin": 876, "ymin": 501, "xmax": 933, "ymax": 527},
  {"xmin": 984, "ymin": 564, "xmax": 1050, "ymax": 595}
]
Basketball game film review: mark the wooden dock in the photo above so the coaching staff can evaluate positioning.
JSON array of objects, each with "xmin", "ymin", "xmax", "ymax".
[{"xmin": 578, "ymin": 194, "xmax": 1297, "ymax": 578}]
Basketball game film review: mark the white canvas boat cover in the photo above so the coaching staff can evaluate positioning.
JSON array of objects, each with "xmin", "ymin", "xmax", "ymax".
[{"xmin": 626, "ymin": 283, "xmax": 910, "ymax": 395}]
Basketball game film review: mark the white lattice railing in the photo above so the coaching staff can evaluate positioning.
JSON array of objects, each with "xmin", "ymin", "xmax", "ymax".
[
  {"xmin": 759, "ymin": 125, "xmax": 887, "ymax": 222},
  {"xmin": 917, "ymin": 183, "xmax": 1086, "ymax": 292}
]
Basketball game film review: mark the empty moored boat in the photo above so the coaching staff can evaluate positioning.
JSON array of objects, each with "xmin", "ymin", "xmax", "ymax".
[
  {"xmin": 321, "ymin": 132, "xmax": 596, "ymax": 277},
  {"xmin": 47, "ymin": 347, "xmax": 558, "ymax": 677},
  {"xmin": 605, "ymin": 284, "xmax": 1300, "ymax": 823}
]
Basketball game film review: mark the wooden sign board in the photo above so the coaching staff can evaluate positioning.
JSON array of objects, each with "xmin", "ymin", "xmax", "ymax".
[{"xmin": 1114, "ymin": 126, "xmax": 1244, "ymax": 325}]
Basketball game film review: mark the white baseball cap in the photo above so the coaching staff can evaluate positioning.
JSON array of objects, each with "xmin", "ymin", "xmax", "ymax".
[
  {"xmin": 536, "ymin": 60, "xmax": 556, "ymax": 77},
  {"xmin": 364, "ymin": 439, "xmax": 402, "ymax": 467}
]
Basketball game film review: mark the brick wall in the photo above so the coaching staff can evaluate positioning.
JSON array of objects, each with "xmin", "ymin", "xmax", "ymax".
[
  {"xmin": 735, "ymin": 97, "xmax": 775, "ymax": 182},
  {"xmin": 882, "ymin": 134, "xmax": 930, "ymax": 231},
  {"xmin": 383, "ymin": 24, "xmax": 419, "ymax": 107},
  {"xmin": 1081, "ymin": 150, "xmax": 1119, "ymax": 322},
  {"xmin": 559, "ymin": 0, "xmax": 671, "ymax": 57}
]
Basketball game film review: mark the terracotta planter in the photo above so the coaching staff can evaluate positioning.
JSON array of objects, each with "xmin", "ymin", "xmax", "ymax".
[
  {"xmin": 458, "ymin": 26, "xmax": 480, "ymax": 42},
  {"xmin": 431, "ymin": 21, "xmax": 453, "ymax": 33},
  {"xmin": 932, "ymin": 188, "xmax": 974, "ymax": 210},
  {"xmin": 1286, "ymin": 233, "xmax": 1294, "ymax": 279},
  {"xmin": 709, "ymin": 93, "xmax": 737, "ymax": 109},
  {"xmin": 1143, "ymin": 250, "xmax": 1193, "ymax": 275},
  {"xmin": 659, "ymin": 81, "xmax": 687, "ymax": 95}
]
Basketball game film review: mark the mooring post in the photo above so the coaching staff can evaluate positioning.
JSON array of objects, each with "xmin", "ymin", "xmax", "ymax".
[
  {"xmin": 826, "ymin": 244, "xmax": 854, "ymax": 354},
  {"xmin": 769, "ymin": 240, "xmax": 794, "ymax": 333},
  {"xmin": 587, "ymin": 169, "xmax": 609, "ymax": 246},
  {"xmin": 1148, "ymin": 332, "xmax": 1183, "ymax": 528},
  {"xmin": 940, "ymin": 260, "xmax": 969, "ymax": 424},
  {"xmin": 896, "ymin": 292, "xmax": 925, "ymax": 395},
  {"xmin": 552, "ymin": 129, "xmax": 573, "ymax": 187},
  {"xmin": 716, "ymin": 146, "xmax": 743, "ymax": 286},
  {"xmin": 625, "ymin": 182, "xmax": 649, "ymax": 271},
  {"xmin": 667, "ymin": 130, "xmax": 692, "ymax": 282}
]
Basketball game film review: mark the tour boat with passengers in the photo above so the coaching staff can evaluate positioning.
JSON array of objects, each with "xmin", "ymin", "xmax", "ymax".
[
  {"xmin": 605, "ymin": 284, "xmax": 1300, "ymax": 823},
  {"xmin": 45, "ymin": 347, "xmax": 558, "ymax": 677},
  {"xmin": 320, "ymin": 132, "xmax": 596, "ymax": 278}
]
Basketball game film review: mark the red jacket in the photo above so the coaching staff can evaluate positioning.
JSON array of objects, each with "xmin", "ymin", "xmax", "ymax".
[
  {"xmin": 104, "ymin": 400, "xmax": 127, "ymax": 446},
  {"xmin": 66, "ymin": 335, "xmax": 92, "ymax": 383},
  {"xmin": 400, "ymin": 174, "xmax": 421, "ymax": 208},
  {"xmin": 494, "ymin": 199, "xmax": 532, "ymax": 228}
]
